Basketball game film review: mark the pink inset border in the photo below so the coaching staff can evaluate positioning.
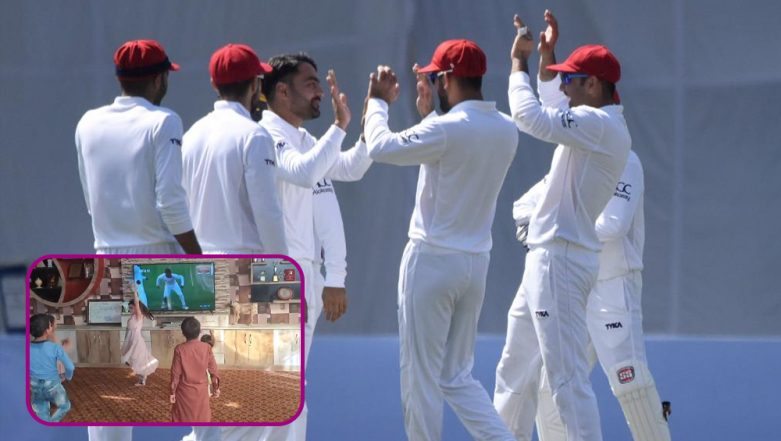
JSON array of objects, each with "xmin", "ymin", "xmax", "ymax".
[{"xmin": 25, "ymin": 253, "xmax": 306, "ymax": 427}]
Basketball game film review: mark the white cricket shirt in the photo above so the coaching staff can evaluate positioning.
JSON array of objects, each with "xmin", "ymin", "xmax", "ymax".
[
  {"xmin": 509, "ymin": 72, "xmax": 631, "ymax": 251},
  {"xmin": 312, "ymin": 140, "xmax": 373, "ymax": 287},
  {"xmin": 365, "ymin": 98, "xmax": 518, "ymax": 253},
  {"xmin": 513, "ymin": 151, "xmax": 645, "ymax": 280},
  {"xmin": 181, "ymin": 100, "xmax": 287, "ymax": 254},
  {"xmin": 260, "ymin": 110, "xmax": 345, "ymax": 262},
  {"xmin": 75, "ymin": 96, "xmax": 193, "ymax": 251},
  {"xmin": 595, "ymin": 150, "xmax": 644, "ymax": 280}
]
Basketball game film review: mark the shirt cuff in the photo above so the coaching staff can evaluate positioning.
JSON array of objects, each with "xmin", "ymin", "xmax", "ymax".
[{"xmin": 324, "ymin": 270, "xmax": 346, "ymax": 288}]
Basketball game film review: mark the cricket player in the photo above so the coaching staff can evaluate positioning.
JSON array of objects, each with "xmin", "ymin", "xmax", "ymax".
[
  {"xmin": 364, "ymin": 40, "xmax": 518, "ymax": 441},
  {"xmin": 183, "ymin": 52, "xmax": 361, "ymax": 441},
  {"xmin": 75, "ymin": 39, "xmax": 201, "ymax": 255},
  {"xmin": 181, "ymin": 43, "xmax": 288, "ymax": 255},
  {"xmin": 494, "ymin": 10, "xmax": 631, "ymax": 441},
  {"xmin": 522, "ymin": 151, "xmax": 671, "ymax": 441},
  {"xmin": 83, "ymin": 39, "xmax": 198, "ymax": 441},
  {"xmin": 156, "ymin": 268, "xmax": 187, "ymax": 310}
]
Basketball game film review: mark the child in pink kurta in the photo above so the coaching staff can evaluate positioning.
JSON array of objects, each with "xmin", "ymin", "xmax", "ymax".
[{"xmin": 170, "ymin": 317, "xmax": 220, "ymax": 422}]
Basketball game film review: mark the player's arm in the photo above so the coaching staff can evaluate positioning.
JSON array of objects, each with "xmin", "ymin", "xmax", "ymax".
[
  {"xmin": 175, "ymin": 274, "xmax": 185, "ymax": 287},
  {"xmin": 74, "ymin": 125, "xmax": 92, "ymax": 215},
  {"xmin": 324, "ymin": 138, "xmax": 373, "ymax": 182},
  {"xmin": 513, "ymin": 176, "xmax": 547, "ymax": 226},
  {"xmin": 508, "ymin": 13, "xmax": 606, "ymax": 152},
  {"xmin": 152, "ymin": 114, "xmax": 201, "ymax": 253},
  {"xmin": 313, "ymin": 185, "xmax": 348, "ymax": 322},
  {"xmin": 364, "ymin": 66, "xmax": 447, "ymax": 165},
  {"xmin": 156, "ymin": 274, "xmax": 165, "ymax": 288},
  {"xmin": 535, "ymin": 10, "xmax": 569, "ymax": 110},
  {"xmin": 272, "ymin": 70, "xmax": 351, "ymax": 188},
  {"xmin": 244, "ymin": 131, "xmax": 288, "ymax": 254},
  {"xmin": 595, "ymin": 154, "xmax": 644, "ymax": 241}
]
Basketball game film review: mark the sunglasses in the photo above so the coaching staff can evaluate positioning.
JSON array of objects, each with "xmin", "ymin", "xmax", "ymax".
[
  {"xmin": 427, "ymin": 68, "xmax": 454, "ymax": 84},
  {"xmin": 560, "ymin": 72, "xmax": 589, "ymax": 84}
]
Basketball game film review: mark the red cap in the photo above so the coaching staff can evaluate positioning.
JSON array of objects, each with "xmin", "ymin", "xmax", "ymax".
[
  {"xmin": 417, "ymin": 39, "xmax": 487, "ymax": 77},
  {"xmin": 114, "ymin": 40, "xmax": 179, "ymax": 80},
  {"xmin": 547, "ymin": 44, "xmax": 621, "ymax": 84},
  {"xmin": 209, "ymin": 44, "xmax": 272, "ymax": 86}
]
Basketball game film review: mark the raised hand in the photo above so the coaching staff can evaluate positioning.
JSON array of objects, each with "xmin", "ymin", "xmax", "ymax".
[
  {"xmin": 511, "ymin": 14, "xmax": 534, "ymax": 61},
  {"xmin": 413, "ymin": 63, "xmax": 435, "ymax": 117},
  {"xmin": 368, "ymin": 65, "xmax": 401, "ymax": 104},
  {"xmin": 538, "ymin": 9, "xmax": 559, "ymax": 55},
  {"xmin": 327, "ymin": 69, "xmax": 351, "ymax": 130}
]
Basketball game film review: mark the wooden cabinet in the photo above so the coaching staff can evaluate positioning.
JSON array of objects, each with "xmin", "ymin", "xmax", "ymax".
[
  {"xmin": 76, "ymin": 330, "xmax": 120, "ymax": 364},
  {"xmin": 151, "ymin": 330, "xmax": 186, "ymax": 368},
  {"xmin": 222, "ymin": 329, "xmax": 274, "ymax": 367}
]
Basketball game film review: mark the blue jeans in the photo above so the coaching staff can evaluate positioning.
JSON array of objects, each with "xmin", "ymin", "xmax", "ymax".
[{"xmin": 30, "ymin": 378, "xmax": 71, "ymax": 422}]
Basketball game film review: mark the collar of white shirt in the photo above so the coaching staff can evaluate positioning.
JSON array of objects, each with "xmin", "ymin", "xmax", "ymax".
[
  {"xmin": 261, "ymin": 109, "xmax": 305, "ymax": 145},
  {"xmin": 447, "ymin": 99, "xmax": 498, "ymax": 114},
  {"xmin": 214, "ymin": 99, "xmax": 252, "ymax": 120},
  {"xmin": 113, "ymin": 95, "xmax": 154, "ymax": 108}
]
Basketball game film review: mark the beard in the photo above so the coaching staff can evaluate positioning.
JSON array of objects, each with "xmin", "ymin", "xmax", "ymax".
[
  {"xmin": 308, "ymin": 97, "xmax": 321, "ymax": 119},
  {"xmin": 437, "ymin": 88, "xmax": 451, "ymax": 113}
]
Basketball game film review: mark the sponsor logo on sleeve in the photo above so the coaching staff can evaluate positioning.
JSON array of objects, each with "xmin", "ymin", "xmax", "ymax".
[
  {"xmin": 264, "ymin": 159, "xmax": 276, "ymax": 166},
  {"xmin": 535, "ymin": 310, "xmax": 550, "ymax": 318},
  {"xmin": 170, "ymin": 138, "xmax": 182, "ymax": 146},
  {"xmin": 400, "ymin": 130, "xmax": 420, "ymax": 144},
  {"xmin": 276, "ymin": 141, "xmax": 286, "ymax": 150},
  {"xmin": 617, "ymin": 366, "xmax": 635, "ymax": 384},
  {"xmin": 559, "ymin": 111, "xmax": 578, "ymax": 129},
  {"xmin": 614, "ymin": 182, "xmax": 631, "ymax": 201},
  {"xmin": 605, "ymin": 321, "xmax": 623, "ymax": 330}
]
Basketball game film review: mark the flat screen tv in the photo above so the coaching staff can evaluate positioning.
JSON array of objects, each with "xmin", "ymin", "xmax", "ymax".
[{"xmin": 133, "ymin": 263, "xmax": 215, "ymax": 312}]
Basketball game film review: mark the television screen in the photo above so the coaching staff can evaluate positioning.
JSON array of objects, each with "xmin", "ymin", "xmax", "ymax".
[{"xmin": 133, "ymin": 263, "xmax": 215, "ymax": 312}]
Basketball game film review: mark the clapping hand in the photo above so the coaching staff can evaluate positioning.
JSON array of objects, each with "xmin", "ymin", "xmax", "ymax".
[{"xmin": 327, "ymin": 69, "xmax": 351, "ymax": 130}]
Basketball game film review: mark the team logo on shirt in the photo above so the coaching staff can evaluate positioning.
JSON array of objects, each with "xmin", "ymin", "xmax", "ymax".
[
  {"xmin": 617, "ymin": 366, "xmax": 635, "ymax": 384},
  {"xmin": 400, "ymin": 130, "xmax": 420, "ymax": 144},
  {"xmin": 313, "ymin": 179, "xmax": 334, "ymax": 195},
  {"xmin": 535, "ymin": 310, "xmax": 550, "ymax": 318},
  {"xmin": 605, "ymin": 321, "xmax": 623, "ymax": 330},
  {"xmin": 170, "ymin": 138, "xmax": 182, "ymax": 146},
  {"xmin": 614, "ymin": 182, "xmax": 631, "ymax": 201},
  {"xmin": 559, "ymin": 111, "xmax": 578, "ymax": 129},
  {"xmin": 276, "ymin": 141, "xmax": 286, "ymax": 150}
]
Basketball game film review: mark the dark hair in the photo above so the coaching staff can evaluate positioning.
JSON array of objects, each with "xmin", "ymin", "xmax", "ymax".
[
  {"xmin": 217, "ymin": 77, "xmax": 255, "ymax": 101},
  {"xmin": 200, "ymin": 334, "xmax": 214, "ymax": 347},
  {"xmin": 453, "ymin": 75, "xmax": 482, "ymax": 92},
  {"xmin": 602, "ymin": 80, "xmax": 616, "ymax": 102},
  {"xmin": 181, "ymin": 317, "xmax": 201, "ymax": 340},
  {"xmin": 261, "ymin": 53, "xmax": 318, "ymax": 103},
  {"xmin": 136, "ymin": 301, "xmax": 155, "ymax": 321},
  {"xmin": 118, "ymin": 76, "xmax": 156, "ymax": 97},
  {"xmin": 30, "ymin": 314, "xmax": 51, "ymax": 338}
]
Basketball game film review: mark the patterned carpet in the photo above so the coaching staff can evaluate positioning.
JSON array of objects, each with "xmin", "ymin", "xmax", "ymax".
[{"xmin": 58, "ymin": 367, "xmax": 300, "ymax": 423}]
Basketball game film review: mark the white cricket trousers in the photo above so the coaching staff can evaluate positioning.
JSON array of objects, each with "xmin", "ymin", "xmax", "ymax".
[
  {"xmin": 494, "ymin": 239, "xmax": 601, "ymax": 441},
  {"xmin": 536, "ymin": 271, "xmax": 671, "ymax": 441},
  {"xmin": 184, "ymin": 259, "xmax": 319, "ymax": 441},
  {"xmin": 89, "ymin": 243, "xmax": 183, "ymax": 441},
  {"xmin": 399, "ymin": 241, "xmax": 515, "ymax": 441}
]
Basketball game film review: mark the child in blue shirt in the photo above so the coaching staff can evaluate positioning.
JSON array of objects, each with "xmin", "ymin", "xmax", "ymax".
[{"xmin": 29, "ymin": 313, "xmax": 74, "ymax": 422}]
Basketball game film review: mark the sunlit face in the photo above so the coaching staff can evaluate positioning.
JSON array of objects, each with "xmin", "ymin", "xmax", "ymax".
[{"xmin": 287, "ymin": 62, "xmax": 323, "ymax": 121}]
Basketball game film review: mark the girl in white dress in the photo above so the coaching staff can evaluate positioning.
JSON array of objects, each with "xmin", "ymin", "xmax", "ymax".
[{"xmin": 122, "ymin": 282, "xmax": 159, "ymax": 385}]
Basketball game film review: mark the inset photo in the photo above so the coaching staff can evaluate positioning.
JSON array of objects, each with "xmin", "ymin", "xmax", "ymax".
[{"xmin": 26, "ymin": 256, "xmax": 303, "ymax": 426}]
